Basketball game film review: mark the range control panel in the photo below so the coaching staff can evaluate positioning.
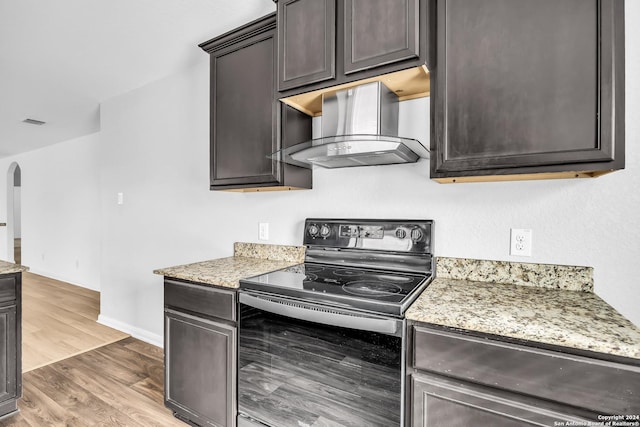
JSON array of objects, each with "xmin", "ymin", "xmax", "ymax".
[
  {"xmin": 339, "ymin": 225, "xmax": 384, "ymax": 239},
  {"xmin": 303, "ymin": 219, "xmax": 433, "ymax": 254}
]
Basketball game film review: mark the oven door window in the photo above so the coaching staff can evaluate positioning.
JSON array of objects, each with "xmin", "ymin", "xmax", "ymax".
[{"xmin": 238, "ymin": 304, "xmax": 402, "ymax": 427}]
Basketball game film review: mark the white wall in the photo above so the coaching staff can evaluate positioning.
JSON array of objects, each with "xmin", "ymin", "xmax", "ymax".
[
  {"xmin": 13, "ymin": 187, "xmax": 21, "ymax": 239},
  {"xmin": 2, "ymin": 3, "xmax": 639, "ymax": 345},
  {"xmin": 2, "ymin": 162, "xmax": 19, "ymax": 262},
  {"xmin": 0, "ymin": 133, "xmax": 102, "ymax": 290},
  {"xmin": 97, "ymin": 63, "xmax": 219, "ymax": 342}
]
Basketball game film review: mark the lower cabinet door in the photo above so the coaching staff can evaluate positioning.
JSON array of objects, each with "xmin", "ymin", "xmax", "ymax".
[
  {"xmin": 165, "ymin": 309, "xmax": 236, "ymax": 427},
  {"xmin": 411, "ymin": 374, "xmax": 590, "ymax": 427},
  {"xmin": 0, "ymin": 304, "xmax": 17, "ymax": 406}
]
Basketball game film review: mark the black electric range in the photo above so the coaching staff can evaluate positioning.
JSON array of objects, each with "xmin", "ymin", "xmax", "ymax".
[
  {"xmin": 238, "ymin": 219, "xmax": 434, "ymax": 427},
  {"xmin": 240, "ymin": 218, "xmax": 433, "ymax": 317}
]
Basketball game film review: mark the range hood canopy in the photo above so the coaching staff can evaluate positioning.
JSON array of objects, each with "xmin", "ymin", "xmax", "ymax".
[{"xmin": 270, "ymin": 81, "xmax": 429, "ymax": 169}]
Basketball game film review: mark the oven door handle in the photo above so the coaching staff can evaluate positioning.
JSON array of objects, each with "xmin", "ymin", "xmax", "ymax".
[{"xmin": 239, "ymin": 293, "xmax": 402, "ymax": 337}]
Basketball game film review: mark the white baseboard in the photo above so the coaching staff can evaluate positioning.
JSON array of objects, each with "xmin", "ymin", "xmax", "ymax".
[
  {"xmin": 98, "ymin": 315, "xmax": 163, "ymax": 348},
  {"xmin": 26, "ymin": 268, "xmax": 100, "ymax": 292}
]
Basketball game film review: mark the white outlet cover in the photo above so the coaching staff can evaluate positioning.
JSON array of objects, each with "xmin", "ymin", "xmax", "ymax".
[{"xmin": 510, "ymin": 229, "xmax": 532, "ymax": 257}]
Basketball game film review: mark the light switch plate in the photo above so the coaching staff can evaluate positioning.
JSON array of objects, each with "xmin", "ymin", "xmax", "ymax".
[{"xmin": 259, "ymin": 223, "xmax": 269, "ymax": 240}]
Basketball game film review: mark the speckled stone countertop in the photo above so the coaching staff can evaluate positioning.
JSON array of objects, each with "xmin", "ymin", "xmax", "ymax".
[
  {"xmin": 153, "ymin": 242, "xmax": 305, "ymax": 288},
  {"xmin": 436, "ymin": 257, "xmax": 593, "ymax": 291},
  {"xmin": 406, "ymin": 257, "xmax": 640, "ymax": 360},
  {"xmin": 0, "ymin": 260, "xmax": 29, "ymax": 274}
]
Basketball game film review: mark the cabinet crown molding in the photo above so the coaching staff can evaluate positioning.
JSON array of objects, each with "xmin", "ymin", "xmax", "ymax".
[{"xmin": 199, "ymin": 13, "xmax": 276, "ymax": 53}]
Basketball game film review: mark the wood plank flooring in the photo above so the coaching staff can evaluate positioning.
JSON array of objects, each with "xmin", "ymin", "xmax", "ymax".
[
  {"xmin": 21, "ymin": 272, "xmax": 129, "ymax": 372},
  {"xmin": 0, "ymin": 337, "xmax": 184, "ymax": 427},
  {"xmin": 0, "ymin": 273, "xmax": 181, "ymax": 426}
]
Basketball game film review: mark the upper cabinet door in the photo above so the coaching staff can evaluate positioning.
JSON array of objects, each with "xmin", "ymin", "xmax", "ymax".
[
  {"xmin": 276, "ymin": 0, "xmax": 432, "ymax": 99},
  {"xmin": 344, "ymin": 0, "xmax": 420, "ymax": 75},
  {"xmin": 211, "ymin": 30, "xmax": 280, "ymax": 188},
  {"xmin": 278, "ymin": 0, "xmax": 336, "ymax": 91},
  {"xmin": 201, "ymin": 14, "xmax": 312, "ymax": 192},
  {"xmin": 431, "ymin": 0, "xmax": 625, "ymax": 182}
]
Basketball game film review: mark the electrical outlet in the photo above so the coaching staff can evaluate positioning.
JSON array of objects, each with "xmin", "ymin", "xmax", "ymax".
[
  {"xmin": 259, "ymin": 223, "xmax": 269, "ymax": 241},
  {"xmin": 117, "ymin": 192, "xmax": 124, "ymax": 205},
  {"xmin": 510, "ymin": 229, "xmax": 532, "ymax": 257}
]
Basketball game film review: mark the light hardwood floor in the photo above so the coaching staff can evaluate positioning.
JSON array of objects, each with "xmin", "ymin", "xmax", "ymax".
[
  {"xmin": 0, "ymin": 273, "xmax": 182, "ymax": 426},
  {"xmin": 0, "ymin": 337, "xmax": 183, "ymax": 426},
  {"xmin": 21, "ymin": 272, "xmax": 129, "ymax": 372}
]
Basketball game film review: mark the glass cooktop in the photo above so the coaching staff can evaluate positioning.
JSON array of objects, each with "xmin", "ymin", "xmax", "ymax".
[{"xmin": 240, "ymin": 262, "xmax": 430, "ymax": 317}]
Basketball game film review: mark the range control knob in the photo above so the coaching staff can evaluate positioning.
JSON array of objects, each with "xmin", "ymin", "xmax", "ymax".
[
  {"xmin": 319, "ymin": 224, "xmax": 331, "ymax": 238},
  {"xmin": 395, "ymin": 228, "xmax": 407, "ymax": 239},
  {"xmin": 308, "ymin": 224, "xmax": 319, "ymax": 237},
  {"xmin": 410, "ymin": 227, "xmax": 424, "ymax": 242}
]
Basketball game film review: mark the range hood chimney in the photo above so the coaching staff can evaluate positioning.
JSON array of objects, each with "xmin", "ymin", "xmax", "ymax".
[{"xmin": 270, "ymin": 81, "xmax": 428, "ymax": 169}]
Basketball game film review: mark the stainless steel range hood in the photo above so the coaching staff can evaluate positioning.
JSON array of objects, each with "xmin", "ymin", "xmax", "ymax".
[{"xmin": 270, "ymin": 82, "xmax": 429, "ymax": 169}]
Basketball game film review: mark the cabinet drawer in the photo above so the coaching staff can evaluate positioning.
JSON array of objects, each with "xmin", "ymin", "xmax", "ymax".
[
  {"xmin": 411, "ymin": 373, "xmax": 591, "ymax": 427},
  {"xmin": 164, "ymin": 279, "xmax": 236, "ymax": 322},
  {"xmin": 412, "ymin": 326, "xmax": 640, "ymax": 415},
  {"xmin": 0, "ymin": 276, "xmax": 17, "ymax": 304}
]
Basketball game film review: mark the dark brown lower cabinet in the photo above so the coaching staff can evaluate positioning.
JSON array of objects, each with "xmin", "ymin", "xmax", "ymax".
[
  {"xmin": 411, "ymin": 374, "xmax": 588, "ymax": 427},
  {"xmin": 164, "ymin": 279, "xmax": 237, "ymax": 427},
  {"xmin": 0, "ymin": 273, "xmax": 21, "ymax": 421},
  {"xmin": 409, "ymin": 324, "xmax": 640, "ymax": 427}
]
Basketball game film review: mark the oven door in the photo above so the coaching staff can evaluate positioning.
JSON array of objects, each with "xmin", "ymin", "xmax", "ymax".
[{"xmin": 237, "ymin": 292, "xmax": 405, "ymax": 427}]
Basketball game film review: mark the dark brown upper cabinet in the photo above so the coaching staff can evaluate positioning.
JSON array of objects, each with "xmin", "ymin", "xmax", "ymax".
[
  {"xmin": 276, "ymin": 0, "xmax": 434, "ymax": 103},
  {"xmin": 278, "ymin": 0, "xmax": 336, "ymax": 92},
  {"xmin": 431, "ymin": 0, "xmax": 625, "ymax": 183},
  {"xmin": 200, "ymin": 14, "xmax": 312, "ymax": 192},
  {"xmin": 344, "ymin": 0, "xmax": 420, "ymax": 75}
]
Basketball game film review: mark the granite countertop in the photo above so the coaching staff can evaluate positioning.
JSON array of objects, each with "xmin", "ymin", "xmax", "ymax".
[
  {"xmin": 153, "ymin": 242, "xmax": 305, "ymax": 288},
  {"xmin": 406, "ymin": 257, "xmax": 640, "ymax": 360},
  {"xmin": 0, "ymin": 260, "xmax": 29, "ymax": 274},
  {"xmin": 156, "ymin": 247, "xmax": 640, "ymax": 360}
]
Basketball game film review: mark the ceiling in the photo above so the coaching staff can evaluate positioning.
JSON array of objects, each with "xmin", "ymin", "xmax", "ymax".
[{"xmin": 0, "ymin": 0, "xmax": 276, "ymax": 158}]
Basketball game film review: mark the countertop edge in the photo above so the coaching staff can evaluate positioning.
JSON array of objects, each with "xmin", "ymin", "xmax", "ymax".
[
  {"xmin": 152, "ymin": 256, "xmax": 236, "ymax": 277},
  {"xmin": 0, "ymin": 260, "xmax": 29, "ymax": 274},
  {"xmin": 153, "ymin": 256, "xmax": 300, "ymax": 289}
]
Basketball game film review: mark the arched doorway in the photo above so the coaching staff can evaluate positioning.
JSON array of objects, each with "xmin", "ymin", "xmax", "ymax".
[{"xmin": 6, "ymin": 162, "xmax": 21, "ymax": 264}]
